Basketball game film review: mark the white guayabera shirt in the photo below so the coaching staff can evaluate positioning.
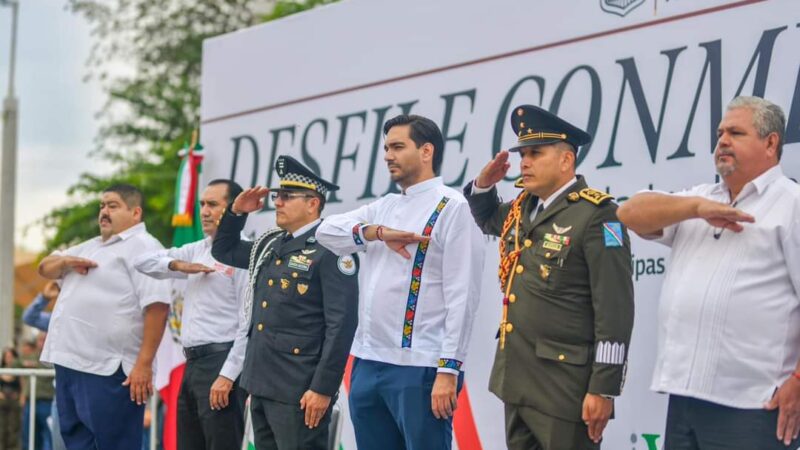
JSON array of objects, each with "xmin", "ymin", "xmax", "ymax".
[
  {"xmin": 134, "ymin": 236, "xmax": 248, "ymax": 380},
  {"xmin": 42, "ymin": 223, "xmax": 171, "ymax": 376},
  {"xmin": 651, "ymin": 165, "xmax": 800, "ymax": 408},
  {"xmin": 316, "ymin": 177, "xmax": 485, "ymax": 375}
]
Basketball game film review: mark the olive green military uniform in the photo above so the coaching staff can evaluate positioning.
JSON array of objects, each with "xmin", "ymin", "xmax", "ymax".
[{"xmin": 465, "ymin": 105, "xmax": 634, "ymax": 450}]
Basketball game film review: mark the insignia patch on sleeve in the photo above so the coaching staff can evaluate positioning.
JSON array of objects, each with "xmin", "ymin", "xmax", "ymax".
[
  {"xmin": 602, "ymin": 222, "xmax": 624, "ymax": 247},
  {"xmin": 337, "ymin": 255, "xmax": 357, "ymax": 275},
  {"xmin": 595, "ymin": 341, "xmax": 626, "ymax": 365}
]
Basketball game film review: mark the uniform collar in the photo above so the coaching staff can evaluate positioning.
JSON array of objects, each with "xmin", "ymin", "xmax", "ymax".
[
  {"xmin": 278, "ymin": 219, "xmax": 321, "ymax": 257},
  {"xmin": 290, "ymin": 218, "xmax": 322, "ymax": 239},
  {"xmin": 402, "ymin": 177, "xmax": 442, "ymax": 196},
  {"xmin": 540, "ymin": 176, "xmax": 578, "ymax": 210}
]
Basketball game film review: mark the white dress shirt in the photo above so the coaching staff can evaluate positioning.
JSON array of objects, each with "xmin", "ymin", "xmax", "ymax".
[
  {"xmin": 651, "ymin": 165, "xmax": 800, "ymax": 408},
  {"xmin": 134, "ymin": 237, "xmax": 248, "ymax": 380},
  {"xmin": 41, "ymin": 223, "xmax": 171, "ymax": 376},
  {"xmin": 316, "ymin": 177, "xmax": 485, "ymax": 374}
]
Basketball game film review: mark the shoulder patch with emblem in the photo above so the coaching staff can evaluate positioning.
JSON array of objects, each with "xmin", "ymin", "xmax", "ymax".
[
  {"xmin": 603, "ymin": 222, "xmax": 624, "ymax": 248},
  {"xmin": 337, "ymin": 255, "xmax": 357, "ymax": 276},
  {"xmin": 514, "ymin": 178, "xmax": 524, "ymax": 188},
  {"xmin": 579, "ymin": 188, "xmax": 614, "ymax": 206}
]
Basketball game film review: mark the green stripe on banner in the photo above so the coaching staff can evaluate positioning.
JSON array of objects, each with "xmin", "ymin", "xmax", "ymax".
[{"xmin": 248, "ymin": 443, "xmax": 256, "ymax": 450}]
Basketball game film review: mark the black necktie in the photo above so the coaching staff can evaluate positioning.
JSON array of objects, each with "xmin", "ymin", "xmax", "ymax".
[
  {"xmin": 536, "ymin": 204, "xmax": 545, "ymax": 215},
  {"xmin": 283, "ymin": 233, "xmax": 293, "ymax": 242}
]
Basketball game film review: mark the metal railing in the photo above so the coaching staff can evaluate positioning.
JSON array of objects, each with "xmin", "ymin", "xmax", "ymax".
[
  {"xmin": 0, "ymin": 367, "xmax": 160, "ymax": 450},
  {"xmin": 0, "ymin": 367, "xmax": 55, "ymax": 450},
  {"xmin": 1, "ymin": 367, "xmax": 344, "ymax": 450}
]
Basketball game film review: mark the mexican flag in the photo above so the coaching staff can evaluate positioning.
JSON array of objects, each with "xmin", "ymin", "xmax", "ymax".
[{"xmin": 155, "ymin": 141, "xmax": 205, "ymax": 450}]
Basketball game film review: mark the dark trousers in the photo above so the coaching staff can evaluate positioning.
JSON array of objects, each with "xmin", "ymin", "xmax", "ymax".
[
  {"xmin": 21, "ymin": 400, "xmax": 52, "ymax": 450},
  {"xmin": 504, "ymin": 403, "xmax": 599, "ymax": 450},
  {"xmin": 54, "ymin": 365, "xmax": 144, "ymax": 450},
  {"xmin": 665, "ymin": 394, "xmax": 800, "ymax": 450},
  {"xmin": 0, "ymin": 394, "xmax": 22, "ymax": 450},
  {"xmin": 177, "ymin": 347, "xmax": 245, "ymax": 450},
  {"xmin": 250, "ymin": 395, "xmax": 331, "ymax": 450},
  {"xmin": 348, "ymin": 358, "xmax": 463, "ymax": 450}
]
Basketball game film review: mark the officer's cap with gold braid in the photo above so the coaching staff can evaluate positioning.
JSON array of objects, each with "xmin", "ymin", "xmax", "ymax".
[
  {"xmin": 269, "ymin": 155, "xmax": 339, "ymax": 197},
  {"xmin": 509, "ymin": 105, "xmax": 592, "ymax": 153}
]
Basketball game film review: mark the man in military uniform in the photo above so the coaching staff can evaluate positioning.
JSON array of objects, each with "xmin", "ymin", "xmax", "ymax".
[
  {"xmin": 211, "ymin": 155, "xmax": 359, "ymax": 450},
  {"xmin": 464, "ymin": 105, "xmax": 634, "ymax": 450}
]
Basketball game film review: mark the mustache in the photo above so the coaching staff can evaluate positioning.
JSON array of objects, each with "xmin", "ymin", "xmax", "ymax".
[
  {"xmin": 716, "ymin": 149, "xmax": 735, "ymax": 159},
  {"xmin": 99, "ymin": 215, "xmax": 111, "ymax": 223}
]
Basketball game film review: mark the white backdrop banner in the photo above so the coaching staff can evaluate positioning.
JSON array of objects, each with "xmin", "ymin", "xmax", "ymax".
[{"xmin": 201, "ymin": 0, "xmax": 800, "ymax": 448}]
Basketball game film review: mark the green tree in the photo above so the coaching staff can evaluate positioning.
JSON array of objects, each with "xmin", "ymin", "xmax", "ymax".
[{"xmin": 39, "ymin": 0, "xmax": 338, "ymax": 254}]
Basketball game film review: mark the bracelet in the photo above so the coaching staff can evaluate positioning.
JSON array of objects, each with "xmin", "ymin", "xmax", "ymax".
[{"xmin": 376, "ymin": 225, "xmax": 385, "ymax": 241}]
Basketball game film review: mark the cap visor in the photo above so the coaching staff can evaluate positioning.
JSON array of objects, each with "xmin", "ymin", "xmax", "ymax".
[{"xmin": 508, "ymin": 138, "xmax": 564, "ymax": 152}]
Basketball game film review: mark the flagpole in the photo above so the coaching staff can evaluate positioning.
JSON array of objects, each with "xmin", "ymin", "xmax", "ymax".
[{"xmin": 0, "ymin": 0, "xmax": 20, "ymax": 347}]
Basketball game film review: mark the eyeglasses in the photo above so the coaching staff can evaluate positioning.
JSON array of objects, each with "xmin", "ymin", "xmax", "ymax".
[{"xmin": 270, "ymin": 192, "xmax": 315, "ymax": 202}]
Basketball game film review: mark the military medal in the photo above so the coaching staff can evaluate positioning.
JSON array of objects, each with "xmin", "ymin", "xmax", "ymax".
[
  {"xmin": 544, "ymin": 232, "xmax": 571, "ymax": 245},
  {"xmin": 539, "ymin": 264, "xmax": 551, "ymax": 280},
  {"xmin": 280, "ymin": 278, "xmax": 290, "ymax": 290},
  {"xmin": 542, "ymin": 241, "xmax": 562, "ymax": 252},
  {"xmin": 288, "ymin": 255, "xmax": 312, "ymax": 271},
  {"xmin": 553, "ymin": 223, "xmax": 572, "ymax": 234},
  {"xmin": 297, "ymin": 283, "xmax": 308, "ymax": 295}
]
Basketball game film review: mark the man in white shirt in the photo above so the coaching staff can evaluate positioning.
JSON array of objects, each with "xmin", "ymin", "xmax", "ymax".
[
  {"xmin": 38, "ymin": 184, "xmax": 170, "ymax": 450},
  {"xmin": 618, "ymin": 96, "xmax": 800, "ymax": 449},
  {"xmin": 134, "ymin": 179, "xmax": 247, "ymax": 450},
  {"xmin": 315, "ymin": 114, "xmax": 485, "ymax": 450}
]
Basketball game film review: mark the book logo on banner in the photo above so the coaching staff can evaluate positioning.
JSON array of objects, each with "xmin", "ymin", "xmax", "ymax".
[{"xmin": 600, "ymin": 0, "xmax": 646, "ymax": 17}]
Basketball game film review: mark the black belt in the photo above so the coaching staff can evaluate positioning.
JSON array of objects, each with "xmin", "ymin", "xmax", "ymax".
[{"xmin": 183, "ymin": 341, "xmax": 233, "ymax": 360}]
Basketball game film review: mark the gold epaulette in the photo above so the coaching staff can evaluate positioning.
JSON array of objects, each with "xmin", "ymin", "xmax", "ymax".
[
  {"xmin": 579, "ymin": 188, "xmax": 613, "ymax": 206},
  {"xmin": 514, "ymin": 178, "xmax": 524, "ymax": 188}
]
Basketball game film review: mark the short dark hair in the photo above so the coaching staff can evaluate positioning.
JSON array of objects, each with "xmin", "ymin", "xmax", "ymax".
[
  {"xmin": 103, "ymin": 184, "xmax": 144, "ymax": 211},
  {"xmin": 383, "ymin": 114, "xmax": 445, "ymax": 175},
  {"xmin": 208, "ymin": 179, "xmax": 243, "ymax": 203}
]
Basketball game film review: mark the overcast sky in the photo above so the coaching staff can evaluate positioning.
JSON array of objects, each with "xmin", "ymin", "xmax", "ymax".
[{"xmin": 0, "ymin": 0, "xmax": 110, "ymax": 252}]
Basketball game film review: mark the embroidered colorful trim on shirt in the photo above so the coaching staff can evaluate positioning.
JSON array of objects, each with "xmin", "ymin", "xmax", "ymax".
[
  {"xmin": 402, "ymin": 197, "xmax": 450, "ymax": 348},
  {"xmin": 438, "ymin": 358, "xmax": 463, "ymax": 371},
  {"xmin": 352, "ymin": 223, "xmax": 365, "ymax": 246}
]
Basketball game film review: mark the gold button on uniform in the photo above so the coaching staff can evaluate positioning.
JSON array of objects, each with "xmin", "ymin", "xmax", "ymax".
[
  {"xmin": 515, "ymin": 265, "xmax": 524, "ymax": 274},
  {"xmin": 292, "ymin": 348, "xmax": 300, "ymax": 355},
  {"xmin": 275, "ymin": 259, "xmax": 282, "ymax": 266},
  {"xmin": 509, "ymin": 294, "xmax": 517, "ymax": 303},
  {"xmin": 524, "ymin": 239, "xmax": 533, "ymax": 248},
  {"xmin": 545, "ymin": 252, "xmax": 552, "ymax": 258},
  {"xmin": 261, "ymin": 301, "xmax": 268, "ymax": 308},
  {"xmin": 292, "ymin": 272, "xmax": 298, "ymax": 278},
  {"xmin": 257, "ymin": 323, "xmax": 264, "ymax": 331},
  {"xmin": 558, "ymin": 354, "xmax": 566, "ymax": 361},
  {"xmin": 268, "ymin": 279, "xmax": 274, "ymax": 287},
  {"xmin": 505, "ymin": 323, "xmax": 514, "ymax": 333}
]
